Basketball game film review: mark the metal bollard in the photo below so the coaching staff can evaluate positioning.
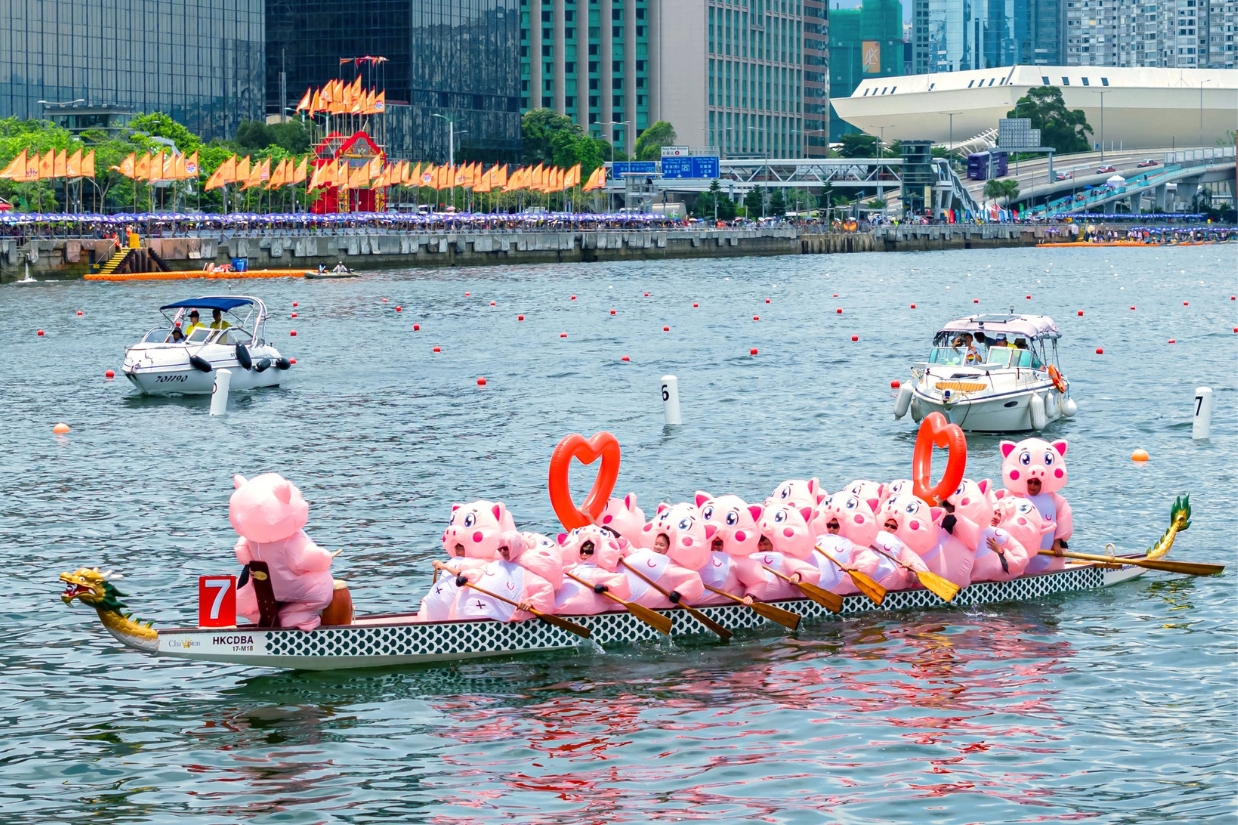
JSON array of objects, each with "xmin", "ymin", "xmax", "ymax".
[
  {"xmin": 210, "ymin": 368, "xmax": 232, "ymax": 416},
  {"xmin": 661, "ymin": 375, "xmax": 682, "ymax": 426},
  {"xmin": 1192, "ymin": 387, "xmax": 1212, "ymax": 440}
]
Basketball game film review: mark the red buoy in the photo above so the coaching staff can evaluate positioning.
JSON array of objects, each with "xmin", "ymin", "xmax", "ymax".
[
  {"xmin": 477, "ymin": 377, "xmax": 487, "ymax": 386},
  {"xmin": 1168, "ymin": 339, "xmax": 1176, "ymax": 344},
  {"xmin": 291, "ymin": 312, "xmax": 297, "ymax": 318},
  {"xmin": 37, "ymin": 330, "xmax": 44, "ymax": 336},
  {"xmin": 290, "ymin": 330, "xmax": 297, "ymax": 336},
  {"xmin": 517, "ymin": 315, "xmax": 524, "ymax": 321},
  {"xmin": 105, "ymin": 370, "xmax": 115, "ymax": 379},
  {"xmin": 490, "ymin": 301, "xmax": 496, "ymax": 306},
  {"xmin": 395, "ymin": 306, "xmax": 402, "ymax": 312},
  {"xmin": 1183, "ymin": 301, "xmax": 1189, "ymax": 306},
  {"xmin": 413, "ymin": 323, "xmax": 420, "ymax": 331},
  {"xmin": 1077, "ymin": 310, "xmax": 1084, "ymax": 316},
  {"xmin": 433, "ymin": 346, "xmax": 441, "ymax": 352},
  {"xmin": 570, "ymin": 295, "xmax": 577, "ymax": 301},
  {"xmin": 465, "ymin": 292, "xmax": 471, "ymax": 297},
  {"xmin": 851, "ymin": 335, "xmax": 859, "ymax": 342},
  {"xmin": 609, "ymin": 309, "xmax": 616, "ymax": 315},
  {"xmin": 293, "ymin": 302, "xmax": 298, "ymax": 307},
  {"xmin": 560, "ymin": 332, "xmax": 567, "ymax": 338},
  {"xmin": 289, "ymin": 358, "xmax": 296, "ymax": 365},
  {"xmin": 621, "ymin": 355, "xmax": 630, "ymax": 362},
  {"xmin": 663, "ymin": 326, "xmax": 669, "ymax": 332},
  {"xmin": 973, "ymin": 299, "xmax": 979, "ymax": 303},
  {"xmin": 76, "ymin": 310, "xmax": 83, "ymax": 316},
  {"xmin": 910, "ymin": 304, "xmax": 916, "ymax": 309},
  {"xmin": 693, "ymin": 303, "xmax": 699, "ymax": 308},
  {"xmin": 1026, "ymin": 295, "xmax": 1032, "ymax": 299},
  {"xmin": 836, "ymin": 308, "xmax": 842, "ymax": 314},
  {"xmin": 1130, "ymin": 306, "xmax": 1136, "ymax": 310},
  {"xmin": 753, "ymin": 315, "xmax": 760, "ymax": 321},
  {"xmin": 832, "ymin": 293, "xmax": 838, "ymax": 298},
  {"xmin": 381, "ymin": 298, "xmax": 388, "ymax": 303},
  {"xmin": 765, "ymin": 298, "xmax": 771, "ymax": 304},
  {"xmin": 1096, "ymin": 347, "xmax": 1104, "ymax": 354},
  {"xmin": 891, "ymin": 379, "xmax": 900, "ymax": 388},
  {"xmin": 750, "ymin": 348, "xmax": 758, "ymax": 355},
  {"xmin": 644, "ymin": 292, "xmax": 649, "ymax": 297}
]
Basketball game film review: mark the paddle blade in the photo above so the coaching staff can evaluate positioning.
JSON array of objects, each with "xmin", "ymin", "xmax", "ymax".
[
  {"xmin": 1131, "ymin": 557, "xmax": 1224, "ymax": 577},
  {"xmin": 683, "ymin": 604, "xmax": 733, "ymax": 640},
  {"xmin": 912, "ymin": 569, "xmax": 961, "ymax": 603},
  {"xmin": 749, "ymin": 600, "xmax": 801, "ymax": 630},
  {"xmin": 846, "ymin": 570, "xmax": 887, "ymax": 606},
  {"xmin": 796, "ymin": 581, "xmax": 844, "ymax": 614},
  {"xmin": 627, "ymin": 602, "xmax": 674, "ymax": 634},
  {"xmin": 532, "ymin": 609, "xmax": 592, "ymax": 639}
]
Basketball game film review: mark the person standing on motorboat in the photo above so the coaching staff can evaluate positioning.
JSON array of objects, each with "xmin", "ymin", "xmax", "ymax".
[
  {"xmin": 183, "ymin": 310, "xmax": 206, "ymax": 336},
  {"xmin": 209, "ymin": 308, "xmax": 231, "ymax": 331}
]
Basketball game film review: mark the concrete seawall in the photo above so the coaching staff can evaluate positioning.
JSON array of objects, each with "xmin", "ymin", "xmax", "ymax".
[{"xmin": 1, "ymin": 223, "xmax": 1057, "ymax": 281}]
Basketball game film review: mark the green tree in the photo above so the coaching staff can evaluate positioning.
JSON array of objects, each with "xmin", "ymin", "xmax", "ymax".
[
  {"xmin": 521, "ymin": 108, "xmax": 579, "ymax": 165},
  {"xmin": 839, "ymin": 133, "xmax": 878, "ymax": 158},
  {"xmin": 768, "ymin": 187, "xmax": 786, "ymax": 216},
  {"xmin": 743, "ymin": 186, "xmax": 765, "ymax": 217},
  {"xmin": 1007, "ymin": 87, "xmax": 1092, "ymax": 154},
  {"xmin": 983, "ymin": 178, "xmax": 1021, "ymax": 205},
  {"xmin": 634, "ymin": 120, "xmax": 676, "ymax": 161},
  {"xmin": 129, "ymin": 112, "xmax": 201, "ymax": 152}
]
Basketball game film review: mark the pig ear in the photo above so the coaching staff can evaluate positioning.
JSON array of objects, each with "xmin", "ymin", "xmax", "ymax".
[
  {"xmin": 625, "ymin": 492, "xmax": 637, "ymax": 509},
  {"xmin": 695, "ymin": 491, "xmax": 711, "ymax": 507},
  {"xmin": 556, "ymin": 532, "xmax": 568, "ymax": 545},
  {"xmin": 273, "ymin": 480, "xmax": 292, "ymax": 504},
  {"xmin": 1000, "ymin": 441, "xmax": 1017, "ymax": 458},
  {"xmin": 867, "ymin": 498, "xmax": 880, "ymax": 514},
  {"xmin": 977, "ymin": 479, "xmax": 990, "ymax": 495},
  {"xmin": 993, "ymin": 489, "xmax": 1008, "ymax": 501},
  {"xmin": 930, "ymin": 506, "xmax": 945, "ymax": 524},
  {"xmin": 1051, "ymin": 440, "xmax": 1068, "ymax": 457},
  {"xmin": 492, "ymin": 503, "xmax": 503, "ymax": 522},
  {"xmin": 451, "ymin": 503, "xmax": 462, "ymax": 512},
  {"xmin": 877, "ymin": 483, "xmax": 886, "ymax": 501},
  {"xmin": 657, "ymin": 502, "xmax": 669, "ymax": 515},
  {"xmin": 748, "ymin": 504, "xmax": 764, "ymax": 522},
  {"xmin": 800, "ymin": 506, "xmax": 813, "ymax": 523},
  {"xmin": 232, "ymin": 474, "xmax": 247, "ymax": 490},
  {"xmin": 807, "ymin": 477, "xmax": 819, "ymax": 494}
]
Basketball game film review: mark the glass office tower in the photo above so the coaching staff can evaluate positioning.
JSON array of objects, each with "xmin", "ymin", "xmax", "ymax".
[
  {"xmin": 267, "ymin": 0, "xmax": 521, "ymax": 162},
  {"xmin": 0, "ymin": 0, "xmax": 264, "ymax": 140},
  {"xmin": 829, "ymin": 0, "xmax": 902, "ymax": 140},
  {"xmin": 912, "ymin": 0, "xmax": 1060, "ymax": 73}
]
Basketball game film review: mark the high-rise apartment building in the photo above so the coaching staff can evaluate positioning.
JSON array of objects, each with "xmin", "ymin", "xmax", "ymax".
[
  {"xmin": 524, "ymin": 0, "xmax": 819, "ymax": 159},
  {"xmin": 912, "ymin": 0, "xmax": 1062, "ymax": 73},
  {"xmin": 828, "ymin": 0, "xmax": 902, "ymax": 140},
  {"xmin": 1065, "ymin": 0, "xmax": 1236, "ymax": 68},
  {"xmin": 0, "ymin": 0, "xmax": 264, "ymax": 140},
  {"xmin": 267, "ymin": 0, "xmax": 522, "ymax": 162}
]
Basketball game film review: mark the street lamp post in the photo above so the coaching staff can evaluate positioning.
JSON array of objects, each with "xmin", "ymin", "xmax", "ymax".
[{"xmin": 597, "ymin": 120, "xmax": 630, "ymax": 211}]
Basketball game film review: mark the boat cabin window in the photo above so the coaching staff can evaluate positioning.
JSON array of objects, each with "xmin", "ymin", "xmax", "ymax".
[
  {"xmin": 216, "ymin": 328, "xmax": 252, "ymax": 345},
  {"xmin": 985, "ymin": 347, "xmax": 1015, "ymax": 367},
  {"xmin": 143, "ymin": 328, "xmax": 173, "ymax": 343},
  {"xmin": 185, "ymin": 327, "xmax": 214, "ymax": 344},
  {"xmin": 928, "ymin": 346, "xmax": 967, "ymax": 366}
]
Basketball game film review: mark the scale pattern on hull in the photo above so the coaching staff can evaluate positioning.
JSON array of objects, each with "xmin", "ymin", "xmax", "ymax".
[{"xmin": 261, "ymin": 566, "xmax": 1104, "ymax": 660}]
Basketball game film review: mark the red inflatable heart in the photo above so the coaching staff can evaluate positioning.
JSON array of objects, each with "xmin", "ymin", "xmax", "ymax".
[
  {"xmin": 548, "ymin": 432, "xmax": 622, "ymax": 529},
  {"xmin": 912, "ymin": 412, "xmax": 968, "ymax": 506}
]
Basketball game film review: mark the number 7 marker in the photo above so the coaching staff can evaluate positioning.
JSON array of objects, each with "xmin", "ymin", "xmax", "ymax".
[{"xmin": 198, "ymin": 576, "xmax": 237, "ymax": 628}]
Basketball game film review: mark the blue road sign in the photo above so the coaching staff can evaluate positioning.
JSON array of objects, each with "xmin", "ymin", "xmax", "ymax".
[
  {"xmin": 610, "ymin": 161, "xmax": 658, "ymax": 176},
  {"xmin": 660, "ymin": 156, "xmax": 720, "ymax": 179}
]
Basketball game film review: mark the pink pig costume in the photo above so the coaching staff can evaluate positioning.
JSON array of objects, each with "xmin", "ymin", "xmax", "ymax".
[
  {"xmin": 555, "ymin": 525, "xmax": 632, "ymax": 614},
  {"xmin": 599, "ymin": 493, "xmax": 647, "ymax": 547},
  {"xmin": 417, "ymin": 500, "xmax": 514, "ymax": 621},
  {"xmin": 694, "ymin": 492, "xmax": 754, "ymax": 604},
  {"xmin": 230, "ymin": 473, "xmax": 335, "ymax": 632},
  {"xmin": 622, "ymin": 503, "xmax": 706, "ymax": 608},
  {"xmin": 969, "ymin": 494, "xmax": 1054, "ymax": 582},
  {"xmin": 809, "ymin": 493, "xmax": 880, "ymax": 595},
  {"xmin": 457, "ymin": 531, "xmax": 556, "ymax": 622},
  {"xmin": 1000, "ymin": 438, "xmax": 1073, "ymax": 574},
  {"xmin": 879, "ymin": 493, "xmax": 977, "ymax": 587},
  {"xmin": 734, "ymin": 504, "xmax": 821, "ymax": 601}
]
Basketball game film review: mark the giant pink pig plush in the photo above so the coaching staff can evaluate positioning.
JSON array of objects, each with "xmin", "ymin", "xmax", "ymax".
[
  {"xmin": 880, "ymin": 479, "xmax": 913, "ymax": 506},
  {"xmin": 418, "ymin": 500, "xmax": 514, "ymax": 621},
  {"xmin": 637, "ymin": 501, "xmax": 673, "ymax": 549},
  {"xmin": 620, "ymin": 508, "xmax": 706, "ymax": 608},
  {"xmin": 839, "ymin": 479, "xmax": 884, "ymax": 507},
  {"xmin": 554, "ymin": 525, "xmax": 631, "ymax": 614},
  {"xmin": 946, "ymin": 478, "xmax": 997, "ymax": 529},
  {"xmin": 230, "ymin": 473, "xmax": 335, "ymax": 632},
  {"xmin": 1000, "ymin": 438, "xmax": 1073, "ymax": 574},
  {"xmin": 879, "ymin": 493, "xmax": 977, "ymax": 587},
  {"xmin": 599, "ymin": 493, "xmax": 647, "ymax": 547},
  {"xmin": 456, "ymin": 531, "xmax": 555, "ymax": 621},
  {"xmin": 733, "ymin": 504, "xmax": 821, "ymax": 601},
  {"xmin": 854, "ymin": 530, "xmax": 930, "ymax": 591},
  {"xmin": 969, "ymin": 495, "xmax": 1053, "ymax": 582},
  {"xmin": 695, "ymin": 492, "xmax": 759, "ymax": 603}
]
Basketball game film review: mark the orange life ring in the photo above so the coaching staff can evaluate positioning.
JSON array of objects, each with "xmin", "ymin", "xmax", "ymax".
[
  {"xmin": 1048, "ymin": 365, "xmax": 1067, "ymax": 393},
  {"xmin": 911, "ymin": 412, "xmax": 968, "ymax": 506}
]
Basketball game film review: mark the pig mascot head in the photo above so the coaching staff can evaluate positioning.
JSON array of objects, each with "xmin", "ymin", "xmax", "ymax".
[
  {"xmin": 946, "ymin": 478, "xmax": 997, "ymax": 528},
  {"xmin": 443, "ymin": 500, "xmax": 515, "ymax": 560},
  {"xmin": 1000, "ymin": 438, "xmax": 1069, "ymax": 495},
  {"xmin": 230, "ymin": 473, "xmax": 309, "ymax": 544},
  {"xmin": 879, "ymin": 494, "xmax": 944, "ymax": 557},
  {"xmin": 996, "ymin": 494, "xmax": 1057, "ymax": 552},
  {"xmin": 840, "ymin": 479, "xmax": 884, "ymax": 507},
  {"xmin": 504, "ymin": 530, "xmax": 563, "ymax": 590},
  {"xmin": 696, "ymin": 492, "xmax": 764, "ymax": 558},
  {"xmin": 767, "ymin": 478, "xmax": 827, "ymax": 510},
  {"xmin": 599, "ymin": 493, "xmax": 647, "ymax": 546},
  {"xmin": 657, "ymin": 502, "xmax": 710, "ymax": 570},
  {"xmin": 812, "ymin": 492, "xmax": 880, "ymax": 548},
  {"xmin": 880, "ymin": 479, "xmax": 914, "ymax": 506},
  {"xmin": 759, "ymin": 502, "xmax": 817, "ymax": 560}
]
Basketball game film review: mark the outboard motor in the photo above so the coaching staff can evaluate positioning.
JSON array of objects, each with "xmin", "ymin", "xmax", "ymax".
[
  {"xmin": 235, "ymin": 343, "xmax": 253, "ymax": 370},
  {"xmin": 253, "ymin": 358, "xmax": 272, "ymax": 373},
  {"xmin": 189, "ymin": 354, "xmax": 212, "ymax": 372},
  {"xmin": 274, "ymin": 357, "xmax": 292, "ymax": 370}
]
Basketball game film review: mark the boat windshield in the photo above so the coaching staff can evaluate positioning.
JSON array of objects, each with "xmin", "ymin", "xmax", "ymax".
[
  {"xmin": 142, "ymin": 328, "xmax": 175, "ymax": 343},
  {"xmin": 185, "ymin": 327, "xmax": 214, "ymax": 344},
  {"xmin": 985, "ymin": 347, "xmax": 1043, "ymax": 369},
  {"xmin": 928, "ymin": 346, "xmax": 970, "ymax": 366},
  {"xmin": 216, "ymin": 327, "xmax": 252, "ymax": 345}
]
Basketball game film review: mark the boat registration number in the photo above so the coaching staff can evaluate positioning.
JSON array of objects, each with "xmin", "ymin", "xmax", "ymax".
[{"xmin": 156, "ymin": 374, "xmax": 188, "ymax": 383}]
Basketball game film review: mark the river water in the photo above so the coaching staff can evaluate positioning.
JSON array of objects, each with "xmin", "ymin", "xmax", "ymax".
[{"xmin": 2, "ymin": 245, "xmax": 1235, "ymax": 823}]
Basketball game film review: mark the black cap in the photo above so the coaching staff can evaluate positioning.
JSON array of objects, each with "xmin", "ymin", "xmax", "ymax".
[{"xmin": 189, "ymin": 310, "xmax": 200, "ymax": 317}]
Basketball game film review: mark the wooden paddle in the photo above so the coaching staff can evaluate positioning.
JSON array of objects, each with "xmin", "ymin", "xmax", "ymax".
[
  {"xmin": 760, "ymin": 565, "xmax": 843, "ymax": 614},
  {"xmin": 563, "ymin": 569, "xmax": 672, "ymax": 634},
  {"xmin": 702, "ymin": 584, "xmax": 801, "ymax": 630},
  {"xmin": 1040, "ymin": 549, "xmax": 1224, "ymax": 577},
  {"xmin": 446, "ymin": 568, "xmax": 592, "ymax": 639},
  {"xmin": 813, "ymin": 544, "xmax": 887, "ymax": 606},
  {"xmin": 868, "ymin": 547, "xmax": 961, "ymax": 603},
  {"xmin": 618, "ymin": 559, "xmax": 732, "ymax": 641}
]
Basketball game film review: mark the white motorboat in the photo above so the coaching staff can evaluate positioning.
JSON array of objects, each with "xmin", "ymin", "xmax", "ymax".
[
  {"xmin": 894, "ymin": 313, "xmax": 1077, "ymax": 434},
  {"xmin": 122, "ymin": 296, "xmax": 290, "ymax": 396}
]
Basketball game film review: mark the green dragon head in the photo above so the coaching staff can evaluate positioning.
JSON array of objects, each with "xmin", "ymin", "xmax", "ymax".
[{"xmin": 60, "ymin": 568, "xmax": 129, "ymax": 613}]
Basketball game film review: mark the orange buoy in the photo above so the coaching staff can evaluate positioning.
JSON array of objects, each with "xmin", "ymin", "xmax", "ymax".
[
  {"xmin": 53, "ymin": 423, "xmax": 70, "ymax": 434},
  {"xmin": 433, "ymin": 346, "xmax": 441, "ymax": 352},
  {"xmin": 1095, "ymin": 347, "xmax": 1104, "ymax": 354},
  {"xmin": 621, "ymin": 355, "xmax": 630, "ymax": 362},
  {"xmin": 1131, "ymin": 449, "xmax": 1149, "ymax": 462},
  {"xmin": 290, "ymin": 330, "xmax": 297, "ymax": 336},
  {"xmin": 750, "ymin": 348, "xmax": 758, "ymax": 355},
  {"xmin": 851, "ymin": 335, "xmax": 859, "ymax": 342},
  {"xmin": 891, "ymin": 379, "xmax": 900, "ymax": 388},
  {"xmin": 413, "ymin": 323, "xmax": 420, "ymax": 330},
  {"xmin": 477, "ymin": 377, "xmax": 487, "ymax": 386},
  {"xmin": 105, "ymin": 370, "xmax": 115, "ymax": 379}
]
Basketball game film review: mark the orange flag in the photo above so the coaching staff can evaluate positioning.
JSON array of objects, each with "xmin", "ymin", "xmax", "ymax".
[
  {"xmin": 204, "ymin": 162, "xmax": 227, "ymax": 190},
  {"xmin": 503, "ymin": 164, "xmax": 522, "ymax": 192},
  {"xmin": 163, "ymin": 152, "xmax": 177, "ymax": 180},
  {"xmin": 296, "ymin": 88, "xmax": 312, "ymax": 112},
  {"xmin": 234, "ymin": 155, "xmax": 251, "ymax": 185},
  {"xmin": 134, "ymin": 152, "xmax": 151, "ymax": 181},
  {"xmin": 53, "ymin": 149, "xmax": 68, "ymax": 178},
  {"xmin": 82, "ymin": 149, "xmax": 96, "ymax": 178},
  {"xmin": 258, "ymin": 158, "xmax": 271, "ymax": 185},
  {"xmin": 408, "ymin": 162, "xmax": 422, "ymax": 185},
  {"xmin": 368, "ymin": 156, "xmax": 383, "ymax": 180},
  {"xmin": 269, "ymin": 159, "xmax": 286, "ymax": 189},
  {"xmin": 365, "ymin": 89, "xmax": 376, "ymax": 115},
  {"xmin": 147, "ymin": 152, "xmax": 163, "ymax": 181},
  {"xmin": 173, "ymin": 153, "xmax": 188, "ymax": 180},
  {"xmin": 348, "ymin": 163, "xmax": 369, "ymax": 189},
  {"xmin": 66, "ymin": 148, "xmax": 82, "ymax": 178},
  {"xmin": 293, "ymin": 157, "xmax": 308, "ymax": 184},
  {"xmin": 495, "ymin": 164, "xmax": 509, "ymax": 188},
  {"xmin": 37, "ymin": 150, "xmax": 55, "ymax": 180},
  {"xmin": 185, "ymin": 150, "xmax": 199, "ymax": 179},
  {"xmin": 0, "ymin": 149, "xmax": 27, "ymax": 181},
  {"xmin": 374, "ymin": 91, "xmax": 386, "ymax": 113},
  {"xmin": 474, "ymin": 166, "xmax": 492, "ymax": 193},
  {"xmin": 310, "ymin": 89, "xmax": 322, "ymax": 114},
  {"xmin": 308, "ymin": 163, "xmax": 323, "ymax": 190},
  {"xmin": 112, "ymin": 152, "xmax": 136, "ymax": 179}
]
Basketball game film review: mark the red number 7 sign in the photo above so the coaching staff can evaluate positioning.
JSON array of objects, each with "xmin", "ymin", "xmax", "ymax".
[{"xmin": 199, "ymin": 576, "xmax": 237, "ymax": 628}]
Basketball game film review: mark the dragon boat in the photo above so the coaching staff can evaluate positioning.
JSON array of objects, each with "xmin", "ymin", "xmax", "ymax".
[{"xmin": 60, "ymin": 497, "xmax": 1196, "ymax": 672}]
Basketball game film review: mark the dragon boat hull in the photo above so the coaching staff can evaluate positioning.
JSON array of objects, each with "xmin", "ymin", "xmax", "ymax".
[{"xmin": 149, "ymin": 559, "xmax": 1144, "ymax": 671}]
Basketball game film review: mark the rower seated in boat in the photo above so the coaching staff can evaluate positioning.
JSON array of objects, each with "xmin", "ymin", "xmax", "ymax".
[{"xmin": 456, "ymin": 532, "xmax": 555, "ymax": 621}]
